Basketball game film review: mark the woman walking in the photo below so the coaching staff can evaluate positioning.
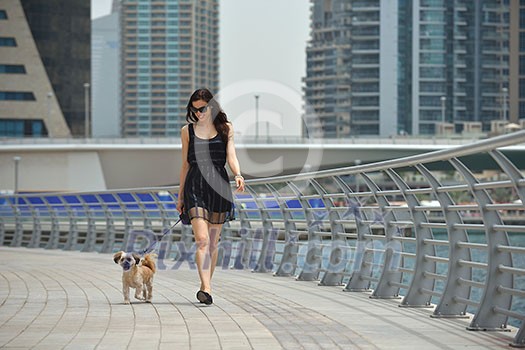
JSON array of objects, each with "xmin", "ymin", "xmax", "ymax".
[{"xmin": 177, "ymin": 88, "xmax": 245, "ymax": 305}]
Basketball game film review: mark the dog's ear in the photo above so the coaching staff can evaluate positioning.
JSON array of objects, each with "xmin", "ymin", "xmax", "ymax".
[
  {"xmin": 113, "ymin": 251, "xmax": 124, "ymax": 264},
  {"xmin": 132, "ymin": 253, "xmax": 141, "ymax": 266}
]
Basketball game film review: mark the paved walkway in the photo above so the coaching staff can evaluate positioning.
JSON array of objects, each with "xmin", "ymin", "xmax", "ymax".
[{"xmin": 0, "ymin": 247, "xmax": 517, "ymax": 349}]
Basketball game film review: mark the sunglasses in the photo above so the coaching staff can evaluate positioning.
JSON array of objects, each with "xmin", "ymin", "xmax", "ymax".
[{"xmin": 190, "ymin": 105, "xmax": 210, "ymax": 114}]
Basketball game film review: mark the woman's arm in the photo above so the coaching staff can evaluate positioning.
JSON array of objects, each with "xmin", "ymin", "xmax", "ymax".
[
  {"xmin": 226, "ymin": 123, "xmax": 245, "ymax": 192},
  {"xmin": 177, "ymin": 125, "xmax": 190, "ymax": 213}
]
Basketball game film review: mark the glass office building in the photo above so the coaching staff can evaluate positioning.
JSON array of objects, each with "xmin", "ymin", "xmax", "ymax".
[
  {"xmin": 120, "ymin": 0, "xmax": 219, "ymax": 137},
  {"xmin": 410, "ymin": 0, "xmax": 509, "ymax": 135},
  {"xmin": 304, "ymin": 0, "xmax": 509, "ymax": 137},
  {"xmin": 0, "ymin": 0, "xmax": 90, "ymax": 138},
  {"xmin": 510, "ymin": 0, "xmax": 525, "ymax": 123}
]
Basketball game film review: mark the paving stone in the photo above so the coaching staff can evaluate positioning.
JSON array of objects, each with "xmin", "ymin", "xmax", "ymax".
[{"xmin": 0, "ymin": 247, "xmax": 518, "ymax": 349}]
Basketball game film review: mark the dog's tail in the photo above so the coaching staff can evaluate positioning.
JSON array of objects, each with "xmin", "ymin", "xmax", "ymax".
[{"xmin": 142, "ymin": 253, "xmax": 157, "ymax": 273}]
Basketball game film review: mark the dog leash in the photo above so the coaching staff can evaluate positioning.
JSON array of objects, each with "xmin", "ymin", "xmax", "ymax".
[{"xmin": 138, "ymin": 217, "xmax": 182, "ymax": 256}]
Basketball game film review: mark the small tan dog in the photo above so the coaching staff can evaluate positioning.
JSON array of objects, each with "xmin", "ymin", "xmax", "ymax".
[{"xmin": 113, "ymin": 251, "xmax": 156, "ymax": 304}]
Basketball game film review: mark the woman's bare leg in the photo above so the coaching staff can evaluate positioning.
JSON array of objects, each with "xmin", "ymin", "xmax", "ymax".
[
  {"xmin": 209, "ymin": 224, "xmax": 223, "ymax": 282},
  {"xmin": 191, "ymin": 218, "xmax": 212, "ymax": 293}
]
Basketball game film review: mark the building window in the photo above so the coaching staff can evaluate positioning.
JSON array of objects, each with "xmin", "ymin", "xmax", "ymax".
[
  {"xmin": 0, "ymin": 64, "xmax": 26, "ymax": 74},
  {"xmin": 0, "ymin": 91, "xmax": 36, "ymax": 100},
  {"xmin": 0, "ymin": 10, "xmax": 7, "ymax": 19},
  {"xmin": 0, "ymin": 119, "xmax": 47, "ymax": 137},
  {"xmin": 0, "ymin": 37, "xmax": 16, "ymax": 46},
  {"xmin": 520, "ymin": 102, "xmax": 525, "ymax": 118}
]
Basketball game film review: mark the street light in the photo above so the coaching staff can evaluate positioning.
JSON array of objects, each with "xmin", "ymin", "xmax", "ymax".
[
  {"xmin": 13, "ymin": 156, "xmax": 21, "ymax": 193},
  {"xmin": 254, "ymin": 95, "xmax": 260, "ymax": 142},
  {"xmin": 440, "ymin": 96, "xmax": 446, "ymax": 123},
  {"xmin": 502, "ymin": 87, "xmax": 508, "ymax": 121},
  {"xmin": 84, "ymin": 82, "xmax": 91, "ymax": 138}
]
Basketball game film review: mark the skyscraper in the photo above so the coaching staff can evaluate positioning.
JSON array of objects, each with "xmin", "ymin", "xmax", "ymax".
[
  {"xmin": 120, "ymin": 0, "xmax": 219, "ymax": 137},
  {"xmin": 0, "ymin": 0, "xmax": 90, "ymax": 138},
  {"xmin": 304, "ymin": 0, "xmax": 509, "ymax": 137},
  {"xmin": 92, "ymin": 6, "xmax": 120, "ymax": 138},
  {"xmin": 303, "ymin": 0, "xmax": 352, "ymax": 138},
  {"xmin": 509, "ymin": 0, "xmax": 524, "ymax": 124}
]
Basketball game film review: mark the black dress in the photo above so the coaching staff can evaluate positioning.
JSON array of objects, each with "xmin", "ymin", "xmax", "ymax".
[{"xmin": 183, "ymin": 123, "xmax": 235, "ymax": 224}]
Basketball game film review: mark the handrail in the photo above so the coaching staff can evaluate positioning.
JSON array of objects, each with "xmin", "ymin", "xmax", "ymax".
[
  {"xmin": 1, "ymin": 130, "xmax": 525, "ymax": 347},
  {"xmin": 247, "ymin": 130, "xmax": 525, "ymax": 183}
]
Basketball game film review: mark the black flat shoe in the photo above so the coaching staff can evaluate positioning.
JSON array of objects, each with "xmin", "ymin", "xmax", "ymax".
[
  {"xmin": 196, "ymin": 290, "xmax": 206, "ymax": 303},
  {"xmin": 196, "ymin": 290, "xmax": 213, "ymax": 305}
]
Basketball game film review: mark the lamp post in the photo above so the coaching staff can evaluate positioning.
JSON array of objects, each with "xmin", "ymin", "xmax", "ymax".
[
  {"xmin": 254, "ymin": 95, "xmax": 260, "ymax": 142},
  {"xmin": 440, "ymin": 96, "xmax": 446, "ymax": 123},
  {"xmin": 13, "ymin": 156, "xmax": 21, "ymax": 194},
  {"xmin": 502, "ymin": 87, "xmax": 508, "ymax": 121},
  {"xmin": 84, "ymin": 82, "xmax": 90, "ymax": 138}
]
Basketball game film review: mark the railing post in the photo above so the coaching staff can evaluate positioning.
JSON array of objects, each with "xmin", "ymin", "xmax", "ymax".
[
  {"xmin": 451, "ymin": 158, "xmax": 513, "ymax": 331},
  {"xmin": 81, "ymin": 208, "xmax": 97, "ymax": 252},
  {"xmin": 231, "ymin": 189, "xmax": 254, "ymax": 270},
  {"xmin": 65, "ymin": 214, "xmax": 78, "ymax": 251},
  {"xmin": 251, "ymin": 185, "xmax": 277, "ymax": 273},
  {"xmin": 101, "ymin": 212, "xmax": 115, "ymax": 253},
  {"xmin": 312, "ymin": 179, "xmax": 347, "ymax": 286},
  {"xmin": 120, "ymin": 217, "xmax": 134, "ymax": 252},
  {"xmin": 216, "ymin": 220, "xmax": 229, "ymax": 267},
  {"xmin": 254, "ymin": 223, "xmax": 276, "ymax": 271},
  {"xmin": 337, "ymin": 174, "xmax": 374, "ymax": 292},
  {"xmin": 271, "ymin": 183, "xmax": 299, "ymax": 277},
  {"xmin": 28, "ymin": 209, "xmax": 42, "ymax": 249},
  {"xmin": 288, "ymin": 182, "xmax": 322, "ymax": 281},
  {"xmin": 180, "ymin": 223, "xmax": 194, "ymax": 253},
  {"xmin": 386, "ymin": 168, "xmax": 437, "ymax": 308},
  {"xmin": 295, "ymin": 182, "xmax": 323, "ymax": 281},
  {"xmin": 416, "ymin": 164, "xmax": 471, "ymax": 316},
  {"xmin": 11, "ymin": 203, "xmax": 23, "ymax": 247},
  {"xmin": 63, "ymin": 196, "xmax": 77, "ymax": 250},
  {"xmin": 46, "ymin": 208, "xmax": 60, "ymax": 250},
  {"xmin": 361, "ymin": 173, "xmax": 403, "ymax": 299},
  {"xmin": 0, "ymin": 217, "xmax": 5, "ymax": 245},
  {"xmin": 512, "ymin": 325, "xmax": 525, "ymax": 348}
]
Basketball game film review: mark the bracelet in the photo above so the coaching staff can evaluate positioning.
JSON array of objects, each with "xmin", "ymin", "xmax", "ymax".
[{"xmin": 235, "ymin": 174, "xmax": 244, "ymax": 180}]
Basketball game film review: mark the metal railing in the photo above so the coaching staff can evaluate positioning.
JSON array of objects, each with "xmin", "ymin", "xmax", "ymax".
[
  {"xmin": 0, "ymin": 134, "xmax": 487, "ymax": 146},
  {"xmin": 1, "ymin": 130, "xmax": 525, "ymax": 347}
]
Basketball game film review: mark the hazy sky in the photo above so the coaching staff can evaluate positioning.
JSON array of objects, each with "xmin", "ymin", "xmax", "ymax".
[{"xmin": 91, "ymin": 0, "xmax": 311, "ymax": 137}]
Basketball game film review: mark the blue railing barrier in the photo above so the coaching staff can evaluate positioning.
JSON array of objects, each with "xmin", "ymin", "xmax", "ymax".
[{"xmin": 1, "ymin": 130, "xmax": 525, "ymax": 347}]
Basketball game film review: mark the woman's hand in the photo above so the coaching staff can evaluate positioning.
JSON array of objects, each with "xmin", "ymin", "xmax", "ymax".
[
  {"xmin": 235, "ymin": 175, "xmax": 245, "ymax": 192},
  {"xmin": 176, "ymin": 199, "xmax": 183, "ymax": 214}
]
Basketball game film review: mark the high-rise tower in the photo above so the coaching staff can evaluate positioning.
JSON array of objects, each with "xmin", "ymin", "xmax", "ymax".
[
  {"xmin": 120, "ymin": 0, "xmax": 219, "ymax": 137},
  {"xmin": 304, "ymin": 0, "xmax": 509, "ymax": 137},
  {"xmin": 0, "ymin": 0, "xmax": 90, "ymax": 138},
  {"xmin": 509, "ymin": 0, "xmax": 524, "ymax": 125},
  {"xmin": 303, "ymin": 0, "xmax": 352, "ymax": 138}
]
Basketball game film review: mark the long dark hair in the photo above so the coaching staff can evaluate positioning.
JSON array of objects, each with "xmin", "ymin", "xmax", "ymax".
[{"xmin": 186, "ymin": 88, "xmax": 230, "ymax": 144}]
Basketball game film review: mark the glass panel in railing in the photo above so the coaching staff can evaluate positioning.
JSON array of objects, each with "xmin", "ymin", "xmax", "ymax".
[
  {"xmin": 63, "ymin": 195, "xmax": 85, "ymax": 217},
  {"xmin": 80, "ymin": 194, "xmax": 104, "ymax": 217},
  {"xmin": 117, "ymin": 192, "xmax": 141, "ymax": 217},
  {"xmin": 27, "ymin": 196, "xmax": 48, "ymax": 215},
  {"xmin": 44, "ymin": 195, "xmax": 67, "ymax": 216}
]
